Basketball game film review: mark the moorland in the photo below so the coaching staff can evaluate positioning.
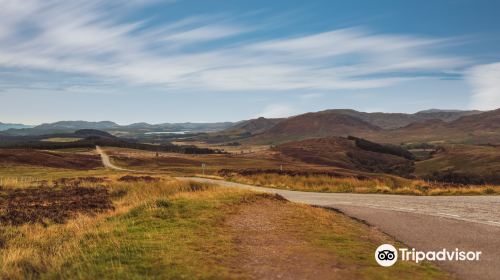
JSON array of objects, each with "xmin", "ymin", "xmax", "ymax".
[{"xmin": 1, "ymin": 107, "xmax": 499, "ymax": 279}]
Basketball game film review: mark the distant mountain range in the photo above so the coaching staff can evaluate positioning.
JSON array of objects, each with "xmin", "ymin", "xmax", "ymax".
[
  {"xmin": 1, "ymin": 120, "xmax": 234, "ymax": 136},
  {"xmin": 2, "ymin": 108, "xmax": 498, "ymax": 145},
  {"xmin": 0, "ymin": 122, "xmax": 33, "ymax": 131},
  {"xmin": 240, "ymin": 109, "xmax": 498, "ymax": 145}
]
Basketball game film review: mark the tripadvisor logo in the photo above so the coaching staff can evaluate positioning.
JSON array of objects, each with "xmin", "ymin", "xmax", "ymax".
[
  {"xmin": 375, "ymin": 244, "xmax": 482, "ymax": 267},
  {"xmin": 375, "ymin": 244, "xmax": 398, "ymax": 267}
]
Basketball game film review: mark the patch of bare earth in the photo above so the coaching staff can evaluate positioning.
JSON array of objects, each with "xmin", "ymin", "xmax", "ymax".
[{"xmin": 226, "ymin": 197, "xmax": 351, "ymax": 280}]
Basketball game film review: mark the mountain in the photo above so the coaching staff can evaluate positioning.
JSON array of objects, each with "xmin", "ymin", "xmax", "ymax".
[
  {"xmin": 224, "ymin": 117, "xmax": 284, "ymax": 135},
  {"xmin": 153, "ymin": 122, "xmax": 235, "ymax": 132},
  {"xmin": 3, "ymin": 108, "xmax": 495, "ymax": 144},
  {"xmin": 243, "ymin": 108, "xmax": 498, "ymax": 145},
  {"xmin": 366, "ymin": 109, "xmax": 500, "ymax": 145},
  {"xmin": 448, "ymin": 108, "xmax": 500, "ymax": 130},
  {"xmin": 3, "ymin": 120, "xmax": 235, "ymax": 136},
  {"xmin": 0, "ymin": 122, "xmax": 33, "ymax": 131},
  {"xmin": 414, "ymin": 109, "xmax": 483, "ymax": 122},
  {"xmin": 249, "ymin": 110, "xmax": 381, "ymax": 144},
  {"xmin": 321, "ymin": 109, "xmax": 482, "ymax": 129},
  {"xmin": 34, "ymin": 121, "xmax": 120, "ymax": 131}
]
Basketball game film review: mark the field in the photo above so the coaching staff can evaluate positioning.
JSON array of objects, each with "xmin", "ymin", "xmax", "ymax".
[
  {"xmin": 98, "ymin": 145, "xmax": 500, "ymax": 196},
  {"xmin": 41, "ymin": 137, "xmax": 83, "ymax": 142},
  {"xmin": 223, "ymin": 173, "xmax": 500, "ymax": 195},
  {"xmin": 0, "ymin": 156, "xmax": 451, "ymax": 279},
  {"xmin": 101, "ymin": 146, "xmax": 318, "ymax": 176}
]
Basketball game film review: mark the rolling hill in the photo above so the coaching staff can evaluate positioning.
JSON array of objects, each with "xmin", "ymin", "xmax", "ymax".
[
  {"xmin": 2, "ymin": 120, "xmax": 235, "ymax": 136},
  {"xmin": 291, "ymin": 109, "xmax": 482, "ymax": 130},
  {"xmin": 2, "ymin": 108, "xmax": 497, "ymax": 145},
  {"xmin": 242, "ymin": 108, "xmax": 499, "ymax": 145},
  {"xmin": 274, "ymin": 137, "xmax": 414, "ymax": 176},
  {"xmin": 0, "ymin": 122, "xmax": 33, "ymax": 131},
  {"xmin": 368, "ymin": 109, "xmax": 500, "ymax": 145},
  {"xmin": 414, "ymin": 144, "xmax": 500, "ymax": 184},
  {"xmin": 222, "ymin": 117, "xmax": 284, "ymax": 135},
  {"xmin": 249, "ymin": 111, "xmax": 382, "ymax": 144}
]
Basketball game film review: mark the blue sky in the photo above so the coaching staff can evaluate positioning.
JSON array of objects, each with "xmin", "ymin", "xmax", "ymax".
[{"xmin": 0, "ymin": 0, "xmax": 499, "ymax": 124}]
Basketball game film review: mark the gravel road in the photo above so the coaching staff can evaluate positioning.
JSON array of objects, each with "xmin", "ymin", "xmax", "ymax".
[{"xmin": 96, "ymin": 146, "xmax": 131, "ymax": 171}]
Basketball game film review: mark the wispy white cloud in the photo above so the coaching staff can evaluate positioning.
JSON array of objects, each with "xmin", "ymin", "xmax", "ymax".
[
  {"xmin": 467, "ymin": 62, "xmax": 500, "ymax": 110},
  {"xmin": 299, "ymin": 93, "xmax": 324, "ymax": 100},
  {"xmin": 0, "ymin": 0, "xmax": 471, "ymax": 93},
  {"xmin": 256, "ymin": 104, "xmax": 296, "ymax": 118}
]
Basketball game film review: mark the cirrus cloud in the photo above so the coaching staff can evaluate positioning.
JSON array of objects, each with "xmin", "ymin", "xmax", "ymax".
[{"xmin": 0, "ymin": 0, "xmax": 472, "ymax": 94}]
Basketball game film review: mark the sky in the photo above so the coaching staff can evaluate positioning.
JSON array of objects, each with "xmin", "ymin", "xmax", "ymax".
[{"xmin": 0, "ymin": 0, "xmax": 499, "ymax": 125}]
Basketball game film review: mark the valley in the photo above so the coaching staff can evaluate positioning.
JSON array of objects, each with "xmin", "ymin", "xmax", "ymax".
[{"xmin": 1, "ymin": 107, "xmax": 499, "ymax": 280}]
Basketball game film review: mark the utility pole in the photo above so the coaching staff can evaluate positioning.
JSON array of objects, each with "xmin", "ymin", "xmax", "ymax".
[
  {"xmin": 280, "ymin": 164, "xmax": 283, "ymax": 171},
  {"xmin": 202, "ymin": 163, "xmax": 206, "ymax": 175}
]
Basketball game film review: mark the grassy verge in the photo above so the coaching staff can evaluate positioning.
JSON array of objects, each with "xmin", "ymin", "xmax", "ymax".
[
  {"xmin": 47, "ymin": 187, "xmax": 249, "ymax": 279},
  {"xmin": 225, "ymin": 173, "xmax": 500, "ymax": 195}
]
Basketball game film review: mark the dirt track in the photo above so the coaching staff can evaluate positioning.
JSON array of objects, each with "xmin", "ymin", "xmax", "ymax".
[
  {"xmin": 96, "ymin": 146, "xmax": 131, "ymax": 171},
  {"xmin": 179, "ymin": 177, "xmax": 500, "ymax": 280}
]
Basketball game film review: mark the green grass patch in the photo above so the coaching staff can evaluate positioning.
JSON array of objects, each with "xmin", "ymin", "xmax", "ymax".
[{"xmin": 46, "ymin": 190, "xmax": 250, "ymax": 279}]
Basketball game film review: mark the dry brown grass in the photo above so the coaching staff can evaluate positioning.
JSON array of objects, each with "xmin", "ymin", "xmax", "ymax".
[
  {"xmin": 226, "ymin": 173, "xmax": 500, "ymax": 195},
  {"xmin": 0, "ymin": 172, "xmax": 453, "ymax": 279},
  {"xmin": 0, "ymin": 175, "xmax": 218, "ymax": 279}
]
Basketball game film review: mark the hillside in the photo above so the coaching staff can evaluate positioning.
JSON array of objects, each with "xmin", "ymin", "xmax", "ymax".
[
  {"xmin": 415, "ymin": 144, "xmax": 500, "ymax": 184},
  {"xmin": 367, "ymin": 109, "xmax": 500, "ymax": 145},
  {"xmin": 303, "ymin": 109, "xmax": 482, "ymax": 129},
  {"xmin": 448, "ymin": 108, "xmax": 500, "ymax": 130},
  {"xmin": 415, "ymin": 109, "xmax": 482, "ymax": 122},
  {"xmin": 223, "ymin": 117, "xmax": 284, "ymax": 135},
  {"xmin": 35, "ymin": 121, "xmax": 120, "ymax": 131},
  {"xmin": 243, "ymin": 109, "xmax": 499, "ymax": 145},
  {"xmin": 274, "ymin": 137, "xmax": 414, "ymax": 176},
  {"xmin": 3, "ymin": 108, "xmax": 497, "ymax": 145},
  {"xmin": 249, "ymin": 111, "xmax": 381, "ymax": 144},
  {"xmin": 0, "ymin": 122, "xmax": 33, "ymax": 131}
]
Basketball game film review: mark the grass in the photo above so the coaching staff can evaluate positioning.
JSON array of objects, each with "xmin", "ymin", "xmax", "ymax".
[
  {"xmin": 0, "ymin": 171, "xmax": 451, "ymax": 279},
  {"xmin": 0, "ymin": 164, "xmax": 124, "ymax": 181},
  {"xmin": 98, "ymin": 146, "xmax": 500, "ymax": 195},
  {"xmin": 225, "ymin": 173, "xmax": 500, "ymax": 195},
  {"xmin": 47, "ymin": 187, "xmax": 248, "ymax": 279},
  {"xmin": 102, "ymin": 146, "xmax": 300, "ymax": 176},
  {"xmin": 0, "ymin": 175, "xmax": 228, "ymax": 279},
  {"xmin": 41, "ymin": 137, "xmax": 83, "ymax": 143},
  {"xmin": 415, "ymin": 144, "xmax": 500, "ymax": 180}
]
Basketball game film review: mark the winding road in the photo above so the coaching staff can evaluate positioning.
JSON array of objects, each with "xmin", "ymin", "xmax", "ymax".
[
  {"xmin": 96, "ymin": 147, "xmax": 500, "ymax": 279},
  {"xmin": 96, "ymin": 145, "xmax": 132, "ymax": 171}
]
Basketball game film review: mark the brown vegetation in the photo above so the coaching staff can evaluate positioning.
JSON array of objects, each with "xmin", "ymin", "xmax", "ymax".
[
  {"xmin": 249, "ymin": 111, "xmax": 381, "ymax": 144},
  {"xmin": 275, "ymin": 137, "xmax": 414, "ymax": 176},
  {"xmin": 0, "ymin": 186, "xmax": 114, "ymax": 225},
  {"xmin": 0, "ymin": 149, "xmax": 102, "ymax": 170},
  {"xmin": 117, "ymin": 175, "xmax": 160, "ymax": 182},
  {"xmin": 218, "ymin": 168, "xmax": 367, "ymax": 179},
  {"xmin": 225, "ymin": 173, "xmax": 500, "ymax": 195}
]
